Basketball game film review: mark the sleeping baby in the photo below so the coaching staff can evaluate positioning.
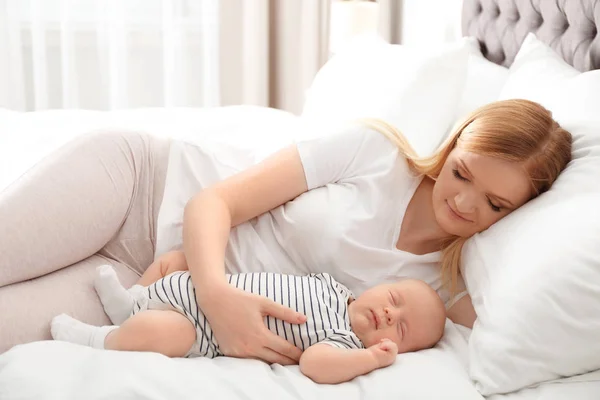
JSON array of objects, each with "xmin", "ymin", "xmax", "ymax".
[{"xmin": 51, "ymin": 256, "xmax": 446, "ymax": 384}]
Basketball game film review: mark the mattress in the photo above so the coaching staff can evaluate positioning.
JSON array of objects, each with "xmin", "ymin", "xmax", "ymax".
[{"xmin": 1, "ymin": 107, "xmax": 599, "ymax": 399}]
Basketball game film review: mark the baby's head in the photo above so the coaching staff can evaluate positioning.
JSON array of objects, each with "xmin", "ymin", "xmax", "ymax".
[{"xmin": 348, "ymin": 279, "xmax": 446, "ymax": 353}]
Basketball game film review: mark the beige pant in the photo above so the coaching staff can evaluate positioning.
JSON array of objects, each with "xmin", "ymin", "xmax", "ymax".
[{"xmin": 0, "ymin": 130, "xmax": 171, "ymax": 353}]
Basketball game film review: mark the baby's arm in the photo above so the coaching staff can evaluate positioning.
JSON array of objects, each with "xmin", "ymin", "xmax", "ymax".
[
  {"xmin": 299, "ymin": 339, "xmax": 397, "ymax": 384},
  {"xmin": 137, "ymin": 250, "xmax": 189, "ymax": 286}
]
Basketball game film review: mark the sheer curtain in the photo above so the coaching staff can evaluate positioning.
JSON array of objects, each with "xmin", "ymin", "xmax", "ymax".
[
  {"xmin": 218, "ymin": 0, "xmax": 331, "ymax": 115},
  {"xmin": 378, "ymin": 0, "xmax": 463, "ymax": 45},
  {"xmin": 0, "ymin": 0, "xmax": 220, "ymax": 111}
]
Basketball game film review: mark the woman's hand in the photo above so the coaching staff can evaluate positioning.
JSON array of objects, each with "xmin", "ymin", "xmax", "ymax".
[{"xmin": 199, "ymin": 283, "xmax": 307, "ymax": 365}]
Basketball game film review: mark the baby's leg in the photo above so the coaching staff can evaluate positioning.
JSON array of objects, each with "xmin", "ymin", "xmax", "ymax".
[
  {"xmin": 95, "ymin": 251, "xmax": 188, "ymax": 325},
  {"xmin": 136, "ymin": 250, "xmax": 188, "ymax": 287},
  {"xmin": 51, "ymin": 310, "xmax": 196, "ymax": 358},
  {"xmin": 105, "ymin": 310, "xmax": 196, "ymax": 357},
  {"xmin": 94, "ymin": 265, "xmax": 145, "ymax": 325}
]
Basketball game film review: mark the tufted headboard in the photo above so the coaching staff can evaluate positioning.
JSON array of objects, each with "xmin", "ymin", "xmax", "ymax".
[{"xmin": 462, "ymin": 0, "xmax": 600, "ymax": 71}]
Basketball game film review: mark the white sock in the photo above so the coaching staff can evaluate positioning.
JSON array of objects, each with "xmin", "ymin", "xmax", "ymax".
[
  {"xmin": 94, "ymin": 265, "xmax": 140, "ymax": 325},
  {"xmin": 51, "ymin": 314, "xmax": 117, "ymax": 349}
]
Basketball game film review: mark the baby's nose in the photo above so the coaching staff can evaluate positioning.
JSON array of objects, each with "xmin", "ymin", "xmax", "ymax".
[{"xmin": 384, "ymin": 307, "xmax": 394, "ymax": 325}]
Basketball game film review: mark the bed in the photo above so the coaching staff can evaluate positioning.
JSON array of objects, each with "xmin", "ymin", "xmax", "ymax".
[{"xmin": 2, "ymin": 0, "xmax": 600, "ymax": 399}]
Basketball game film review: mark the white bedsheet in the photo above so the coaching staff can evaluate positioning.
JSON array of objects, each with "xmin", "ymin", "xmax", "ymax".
[
  {"xmin": 2, "ymin": 320, "xmax": 599, "ymax": 400},
  {"xmin": 0, "ymin": 320, "xmax": 483, "ymax": 400},
  {"xmin": 1, "ymin": 106, "xmax": 599, "ymax": 399}
]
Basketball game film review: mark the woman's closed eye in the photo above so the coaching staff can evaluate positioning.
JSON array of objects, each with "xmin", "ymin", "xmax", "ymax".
[
  {"xmin": 452, "ymin": 168, "xmax": 468, "ymax": 181},
  {"xmin": 453, "ymin": 168, "xmax": 503, "ymax": 212},
  {"xmin": 487, "ymin": 198, "xmax": 502, "ymax": 212}
]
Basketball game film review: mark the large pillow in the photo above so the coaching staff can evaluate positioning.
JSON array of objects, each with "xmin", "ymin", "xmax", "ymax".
[
  {"xmin": 301, "ymin": 35, "xmax": 470, "ymax": 156},
  {"xmin": 463, "ymin": 33, "xmax": 600, "ymax": 395},
  {"xmin": 302, "ymin": 36, "xmax": 508, "ymax": 156},
  {"xmin": 499, "ymin": 33, "xmax": 600, "ymax": 121},
  {"xmin": 455, "ymin": 43, "xmax": 508, "ymax": 121}
]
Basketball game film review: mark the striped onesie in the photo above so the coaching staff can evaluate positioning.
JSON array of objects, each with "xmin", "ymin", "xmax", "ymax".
[{"xmin": 130, "ymin": 272, "xmax": 365, "ymax": 357}]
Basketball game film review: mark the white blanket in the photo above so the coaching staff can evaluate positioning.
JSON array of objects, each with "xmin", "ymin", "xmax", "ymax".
[{"xmin": 0, "ymin": 105, "xmax": 303, "ymax": 192}]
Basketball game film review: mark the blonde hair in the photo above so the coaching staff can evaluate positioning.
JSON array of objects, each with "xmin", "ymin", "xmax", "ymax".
[{"xmin": 358, "ymin": 99, "xmax": 572, "ymax": 296}]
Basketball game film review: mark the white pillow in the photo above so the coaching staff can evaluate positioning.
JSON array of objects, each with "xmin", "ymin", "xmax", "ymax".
[
  {"xmin": 301, "ymin": 36, "xmax": 470, "ymax": 156},
  {"xmin": 499, "ymin": 33, "xmax": 600, "ymax": 122},
  {"xmin": 455, "ymin": 44, "xmax": 509, "ymax": 121},
  {"xmin": 463, "ymin": 33, "xmax": 600, "ymax": 395}
]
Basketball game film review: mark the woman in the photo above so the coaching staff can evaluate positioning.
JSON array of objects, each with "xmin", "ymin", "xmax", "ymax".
[{"xmin": 0, "ymin": 100, "xmax": 572, "ymax": 362}]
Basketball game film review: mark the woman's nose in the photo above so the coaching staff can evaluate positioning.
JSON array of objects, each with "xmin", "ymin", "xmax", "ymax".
[{"xmin": 455, "ymin": 190, "xmax": 476, "ymax": 213}]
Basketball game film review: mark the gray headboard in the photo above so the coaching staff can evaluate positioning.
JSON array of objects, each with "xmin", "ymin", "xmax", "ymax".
[{"xmin": 462, "ymin": 0, "xmax": 600, "ymax": 71}]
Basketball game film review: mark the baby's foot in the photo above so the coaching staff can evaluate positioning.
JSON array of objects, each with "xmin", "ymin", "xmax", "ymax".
[
  {"xmin": 51, "ymin": 314, "xmax": 113, "ymax": 349},
  {"xmin": 94, "ymin": 265, "xmax": 136, "ymax": 325}
]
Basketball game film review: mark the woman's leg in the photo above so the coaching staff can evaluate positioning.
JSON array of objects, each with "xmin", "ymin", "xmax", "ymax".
[
  {"xmin": 0, "ymin": 255, "xmax": 138, "ymax": 353},
  {"xmin": 0, "ymin": 129, "xmax": 170, "ymax": 287},
  {"xmin": 104, "ymin": 310, "xmax": 196, "ymax": 357},
  {"xmin": 0, "ymin": 129, "xmax": 171, "ymax": 353}
]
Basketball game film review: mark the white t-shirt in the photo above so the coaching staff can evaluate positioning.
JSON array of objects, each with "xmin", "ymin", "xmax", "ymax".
[{"xmin": 155, "ymin": 125, "xmax": 453, "ymax": 304}]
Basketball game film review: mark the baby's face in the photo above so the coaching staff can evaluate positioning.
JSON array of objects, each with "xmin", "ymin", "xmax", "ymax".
[{"xmin": 348, "ymin": 280, "xmax": 446, "ymax": 353}]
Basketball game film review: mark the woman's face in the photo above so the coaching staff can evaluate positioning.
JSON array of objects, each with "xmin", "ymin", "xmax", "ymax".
[{"xmin": 432, "ymin": 147, "xmax": 533, "ymax": 237}]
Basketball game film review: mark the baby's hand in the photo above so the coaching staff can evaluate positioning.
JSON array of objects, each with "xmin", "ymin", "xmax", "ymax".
[{"xmin": 368, "ymin": 339, "xmax": 398, "ymax": 368}]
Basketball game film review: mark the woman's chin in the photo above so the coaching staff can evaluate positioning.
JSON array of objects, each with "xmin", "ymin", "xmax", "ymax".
[{"xmin": 436, "ymin": 214, "xmax": 473, "ymax": 239}]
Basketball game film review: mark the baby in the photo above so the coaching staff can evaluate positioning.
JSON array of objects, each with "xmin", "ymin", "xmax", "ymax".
[{"xmin": 51, "ymin": 254, "xmax": 446, "ymax": 384}]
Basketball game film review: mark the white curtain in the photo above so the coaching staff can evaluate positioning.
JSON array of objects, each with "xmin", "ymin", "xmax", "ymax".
[
  {"xmin": 0, "ymin": 0, "xmax": 220, "ymax": 111},
  {"xmin": 218, "ymin": 0, "xmax": 330, "ymax": 115},
  {"xmin": 378, "ymin": 0, "xmax": 463, "ymax": 46}
]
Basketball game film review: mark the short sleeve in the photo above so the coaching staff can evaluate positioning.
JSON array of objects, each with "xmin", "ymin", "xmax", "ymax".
[
  {"xmin": 444, "ymin": 274, "xmax": 468, "ymax": 309},
  {"xmin": 295, "ymin": 124, "xmax": 398, "ymax": 190},
  {"xmin": 319, "ymin": 332, "xmax": 365, "ymax": 350}
]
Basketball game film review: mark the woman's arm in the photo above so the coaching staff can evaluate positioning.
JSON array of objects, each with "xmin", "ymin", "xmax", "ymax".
[
  {"xmin": 183, "ymin": 145, "xmax": 308, "ymax": 285},
  {"xmin": 182, "ymin": 145, "xmax": 310, "ymax": 364},
  {"xmin": 300, "ymin": 340, "xmax": 397, "ymax": 384},
  {"xmin": 447, "ymin": 294, "xmax": 477, "ymax": 329}
]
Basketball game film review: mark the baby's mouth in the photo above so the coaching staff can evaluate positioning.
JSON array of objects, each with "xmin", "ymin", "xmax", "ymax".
[{"xmin": 370, "ymin": 309, "xmax": 380, "ymax": 329}]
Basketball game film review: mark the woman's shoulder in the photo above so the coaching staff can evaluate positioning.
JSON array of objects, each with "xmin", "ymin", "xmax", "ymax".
[
  {"xmin": 297, "ymin": 120, "xmax": 398, "ymax": 151},
  {"xmin": 337, "ymin": 122, "xmax": 401, "ymax": 153}
]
